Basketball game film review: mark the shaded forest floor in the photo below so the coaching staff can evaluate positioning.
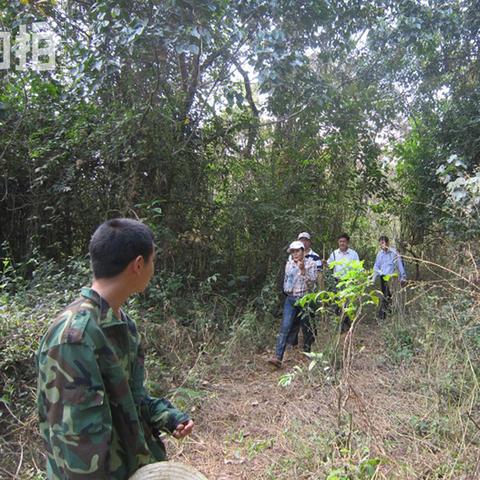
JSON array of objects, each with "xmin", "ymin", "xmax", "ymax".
[{"xmin": 165, "ymin": 320, "xmax": 480, "ymax": 479}]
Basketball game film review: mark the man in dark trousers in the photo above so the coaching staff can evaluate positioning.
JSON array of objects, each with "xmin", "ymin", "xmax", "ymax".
[
  {"xmin": 373, "ymin": 235, "xmax": 407, "ymax": 320},
  {"xmin": 326, "ymin": 233, "xmax": 360, "ymax": 333}
]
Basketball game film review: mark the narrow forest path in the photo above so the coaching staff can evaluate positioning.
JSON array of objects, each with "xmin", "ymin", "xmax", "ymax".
[
  {"xmin": 163, "ymin": 320, "xmax": 477, "ymax": 479},
  {"xmin": 170, "ymin": 347, "xmax": 337, "ymax": 479}
]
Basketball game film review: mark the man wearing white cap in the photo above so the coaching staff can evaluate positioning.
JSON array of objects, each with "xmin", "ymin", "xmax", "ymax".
[
  {"xmin": 268, "ymin": 240, "xmax": 317, "ymax": 368},
  {"xmin": 288, "ymin": 232, "xmax": 323, "ymax": 348},
  {"xmin": 297, "ymin": 232, "xmax": 323, "ymax": 273}
]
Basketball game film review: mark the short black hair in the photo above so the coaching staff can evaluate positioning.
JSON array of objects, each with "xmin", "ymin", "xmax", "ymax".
[
  {"xmin": 378, "ymin": 235, "xmax": 389, "ymax": 243},
  {"xmin": 338, "ymin": 233, "xmax": 350, "ymax": 241},
  {"xmin": 89, "ymin": 218, "xmax": 154, "ymax": 278}
]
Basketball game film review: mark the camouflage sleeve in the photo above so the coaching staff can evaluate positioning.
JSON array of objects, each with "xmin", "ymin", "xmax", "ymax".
[
  {"xmin": 143, "ymin": 396, "xmax": 190, "ymax": 434},
  {"xmin": 131, "ymin": 336, "xmax": 190, "ymax": 434},
  {"xmin": 38, "ymin": 342, "xmax": 110, "ymax": 479}
]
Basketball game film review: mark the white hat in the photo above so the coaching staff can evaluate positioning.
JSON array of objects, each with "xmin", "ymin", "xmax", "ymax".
[
  {"xmin": 129, "ymin": 461, "xmax": 208, "ymax": 480},
  {"xmin": 287, "ymin": 240, "xmax": 305, "ymax": 252},
  {"xmin": 297, "ymin": 232, "xmax": 311, "ymax": 240}
]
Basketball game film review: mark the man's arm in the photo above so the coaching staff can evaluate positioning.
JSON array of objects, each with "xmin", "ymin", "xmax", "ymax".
[
  {"xmin": 395, "ymin": 251, "xmax": 407, "ymax": 281},
  {"xmin": 37, "ymin": 342, "xmax": 110, "ymax": 479},
  {"xmin": 373, "ymin": 252, "xmax": 382, "ymax": 281},
  {"xmin": 304, "ymin": 260, "xmax": 317, "ymax": 284},
  {"xmin": 283, "ymin": 260, "xmax": 296, "ymax": 293},
  {"xmin": 131, "ymin": 338, "xmax": 191, "ymax": 436},
  {"xmin": 283, "ymin": 261, "xmax": 290, "ymax": 293},
  {"xmin": 327, "ymin": 252, "xmax": 334, "ymax": 265},
  {"xmin": 142, "ymin": 397, "xmax": 191, "ymax": 435},
  {"xmin": 312, "ymin": 256, "xmax": 324, "ymax": 289}
]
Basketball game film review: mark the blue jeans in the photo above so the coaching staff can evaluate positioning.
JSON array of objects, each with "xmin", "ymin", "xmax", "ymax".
[
  {"xmin": 287, "ymin": 300, "xmax": 316, "ymax": 350},
  {"xmin": 275, "ymin": 296, "xmax": 315, "ymax": 360}
]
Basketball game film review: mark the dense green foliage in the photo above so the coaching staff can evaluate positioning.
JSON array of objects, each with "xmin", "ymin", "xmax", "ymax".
[
  {"xmin": 2, "ymin": 0, "xmax": 477, "ymax": 286},
  {"xmin": 1, "ymin": 2, "xmax": 480, "ymax": 476}
]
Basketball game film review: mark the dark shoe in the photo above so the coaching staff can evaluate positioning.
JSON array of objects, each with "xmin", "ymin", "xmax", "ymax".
[
  {"xmin": 267, "ymin": 357, "xmax": 282, "ymax": 368},
  {"xmin": 340, "ymin": 318, "xmax": 351, "ymax": 333}
]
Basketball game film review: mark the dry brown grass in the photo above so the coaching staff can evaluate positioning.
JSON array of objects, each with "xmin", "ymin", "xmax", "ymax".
[
  {"xmin": 3, "ymin": 306, "xmax": 479, "ymax": 479},
  {"xmin": 165, "ymin": 320, "xmax": 480, "ymax": 479}
]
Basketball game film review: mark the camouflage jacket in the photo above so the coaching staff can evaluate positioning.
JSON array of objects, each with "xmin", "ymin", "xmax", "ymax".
[{"xmin": 37, "ymin": 287, "xmax": 190, "ymax": 479}]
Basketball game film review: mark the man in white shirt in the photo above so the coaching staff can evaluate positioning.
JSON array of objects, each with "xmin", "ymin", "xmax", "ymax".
[
  {"xmin": 327, "ymin": 233, "xmax": 360, "ymax": 278},
  {"xmin": 326, "ymin": 233, "xmax": 360, "ymax": 333}
]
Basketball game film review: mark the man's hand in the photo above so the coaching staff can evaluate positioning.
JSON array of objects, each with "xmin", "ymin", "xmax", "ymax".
[
  {"xmin": 297, "ymin": 259, "xmax": 305, "ymax": 273},
  {"xmin": 172, "ymin": 419, "xmax": 194, "ymax": 439}
]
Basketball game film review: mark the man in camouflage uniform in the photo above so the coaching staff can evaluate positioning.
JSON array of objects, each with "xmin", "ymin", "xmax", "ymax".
[{"xmin": 37, "ymin": 218, "xmax": 194, "ymax": 479}]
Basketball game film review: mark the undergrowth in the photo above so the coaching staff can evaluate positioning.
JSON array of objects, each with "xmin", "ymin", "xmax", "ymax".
[
  {"xmin": 1, "ymin": 253, "xmax": 479, "ymax": 479},
  {"xmin": 0, "ymin": 255, "xmax": 279, "ymax": 478},
  {"xmin": 272, "ymin": 266, "xmax": 479, "ymax": 479}
]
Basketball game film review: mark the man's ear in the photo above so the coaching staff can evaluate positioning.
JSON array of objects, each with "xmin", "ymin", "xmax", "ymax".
[{"xmin": 131, "ymin": 255, "xmax": 144, "ymax": 274}]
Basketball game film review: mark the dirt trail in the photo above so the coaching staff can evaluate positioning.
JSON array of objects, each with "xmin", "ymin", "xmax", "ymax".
[
  {"xmin": 165, "ymin": 321, "xmax": 452, "ymax": 480},
  {"xmin": 170, "ymin": 350, "xmax": 338, "ymax": 479}
]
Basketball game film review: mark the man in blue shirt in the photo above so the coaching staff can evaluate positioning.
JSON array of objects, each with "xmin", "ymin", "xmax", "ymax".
[{"xmin": 373, "ymin": 235, "xmax": 407, "ymax": 320}]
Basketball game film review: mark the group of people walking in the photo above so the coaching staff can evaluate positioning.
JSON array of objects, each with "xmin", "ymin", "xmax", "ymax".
[
  {"xmin": 36, "ymin": 218, "xmax": 407, "ymax": 478},
  {"xmin": 268, "ymin": 231, "xmax": 407, "ymax": 368}
]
